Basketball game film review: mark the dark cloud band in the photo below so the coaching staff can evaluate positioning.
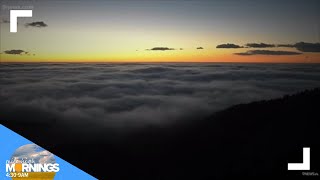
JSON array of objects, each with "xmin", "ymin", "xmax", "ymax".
[
  {"xmin": 146, "ymin": 47, "xmax": 175, "ymax": 51},
  {"xmin": 234, "ymin": 50, "xmax": 302, "ymax": 56},
  {"xmin": 25, "ymin": 21, "xmax": 48, "ymax": 28},
  {"xmin": 295, "ymin": 42, "xmax": 320, "ymax": 52},
  {"xmin": 216, "ymin": 43, "xmax": 243, "ymax": 48},
  {"xmin": 278, "ymin": 42, "xmax": 320, "ymax": 52},
  {"xmin": 3, "ymin": 50, "xmax": 28, "ymax": 55},
  {"xmin": 246, "ymin": 43, "xmax": 275, "ymax": 48}
]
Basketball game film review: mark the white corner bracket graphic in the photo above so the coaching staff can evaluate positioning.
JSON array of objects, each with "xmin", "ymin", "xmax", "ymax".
[
  {"xmin": 10, "ymin": 10, "xmax": 33, "ymax": 33},
  {"xmin": 288, "ymin": 147, "xmax": 310, "ymax": 170}
]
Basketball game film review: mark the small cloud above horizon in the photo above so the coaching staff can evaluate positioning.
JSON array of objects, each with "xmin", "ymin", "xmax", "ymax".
[
  {"xmin": 25, "ymin": 21, "xmax": 48, "ymax": 28},
  {"xmin": 146, "ymin": 47, "xmax": 175, "ymax": 51},
  {"xmin": 3, "ymin": 50, "xmax": 29, "ymax": 55},
  {"xmin": 216, "ymin": 43, "xmax": 243, "ymax": 48},
  {"xmin": 196, "ymin": 47, "xmax": 204, "ymax": 50}
]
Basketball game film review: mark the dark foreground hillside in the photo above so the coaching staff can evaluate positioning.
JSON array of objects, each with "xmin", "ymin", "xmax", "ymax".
[{"xmin": 2, "ymin": 88, "xmax": 320, "ymax": 179}]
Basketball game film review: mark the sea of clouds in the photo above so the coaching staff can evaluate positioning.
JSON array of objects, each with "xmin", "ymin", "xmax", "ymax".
[{"xmin": 1, "ymin": 63, "xmax": 320, "ymax": 134}]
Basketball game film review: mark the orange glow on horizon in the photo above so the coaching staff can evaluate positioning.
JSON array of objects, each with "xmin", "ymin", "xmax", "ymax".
[{"xmin": 1, "ymin": 52, "xmax": 319, "ymax": 63}]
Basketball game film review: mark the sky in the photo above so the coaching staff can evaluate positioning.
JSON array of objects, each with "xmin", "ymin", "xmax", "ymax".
[{"xmin": 0, "ymin": 0, "xmax": 320, "ymax": 62}]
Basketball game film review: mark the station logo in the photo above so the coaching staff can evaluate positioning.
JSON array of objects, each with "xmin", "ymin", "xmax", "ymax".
[{"xmin": 5, "ymin": 144, "xmax": 59, "ymax": 180}]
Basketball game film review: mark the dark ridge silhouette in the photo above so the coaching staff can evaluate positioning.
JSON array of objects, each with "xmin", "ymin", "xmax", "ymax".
[{"xmin": 1, "ymin": 88, "xmax": 320, "ymax": 179}]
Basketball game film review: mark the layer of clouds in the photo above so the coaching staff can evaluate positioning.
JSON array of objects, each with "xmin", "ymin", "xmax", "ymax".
[
  {"xmin": 246, "ymin": 43, "xmax": 275, "ymax": 48},
  {"xmin": 216, "ymin": 43, "xmax": 243, "ymax": 48},
  {"xmin": 1, "ymin": 63, "xmax": 319, "ymax": 142},
  {"xmin": 146, "ymin": 47, "xmax": 175, "ymax": 51},
  {"xmin": 234, "ymin": 50, "xmax": 302, "ymax": 56},
  {"xmin": 25, "ymin": 21, "xmax": 48, "ymax": 28}
]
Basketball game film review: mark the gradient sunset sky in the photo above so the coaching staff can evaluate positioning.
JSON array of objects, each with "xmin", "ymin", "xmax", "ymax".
[{"xmin": 0, "ymin": 0, "xmax": 319, "ymax": 62}]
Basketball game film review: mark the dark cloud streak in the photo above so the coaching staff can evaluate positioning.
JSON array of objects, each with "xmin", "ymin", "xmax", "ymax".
[
  {"xmin": 216, "ymin": 43, "xmax": 243, "ymax": 48},
  {"xmin": 294, "ymin": 42, "xmax": 320, "ymax": 52},
  {"xmin": 235, "ymin": 50, "xmax": 302, "ymax": 56},
  {"xmin": 3, "ymin": 50, "xmax": 28, "ymax": 55},
  {"xmin": 277, "ymin": 44, "xmax": 296, "ymax": 48},
  {"xmin": 25, "ymin": 21, "xmax": 48, "ymax": 28},
  {"xmin": 278, "ymin": 42, "xmax": 320, "ymax": 52},
  {"xmin": 246, "ymin": 43, "xmax": 275, "ymax": 48},
  {"xmin": 146, "ymin": 47, "xmax": 175, "ymax": 51}
]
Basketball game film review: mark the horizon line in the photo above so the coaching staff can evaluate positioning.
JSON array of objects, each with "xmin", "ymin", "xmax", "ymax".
[{"xmin": 1, "ymin": 61, "xmax": 319, "ymax": 64}]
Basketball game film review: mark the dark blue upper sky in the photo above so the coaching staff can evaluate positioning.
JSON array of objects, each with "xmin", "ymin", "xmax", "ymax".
[{"xmin": 1, "ymin": 0, "xmax": 319, "ymax": 62}]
